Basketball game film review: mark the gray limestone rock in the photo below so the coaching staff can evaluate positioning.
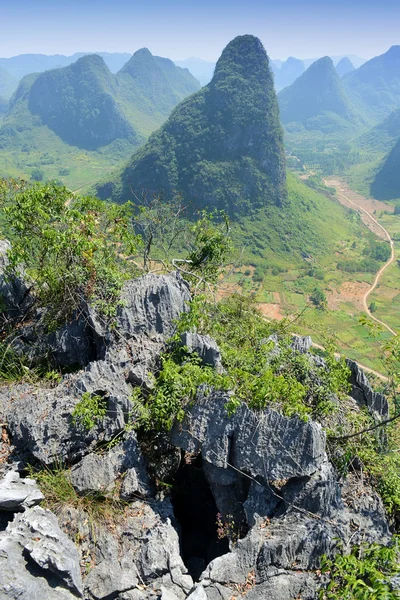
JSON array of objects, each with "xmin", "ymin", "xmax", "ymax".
[
  {"xmin": 70, "ymin": 450, "xmax": 123, "ymax": 495},
  {"xmin": 117, "ymin": 273, "xmax": 190, "ymax": 340},
  {"xmin": 0, "ymin": 273, "xmax": 191, "ymax": 465},
  {"xmin": 170, "ymin": 391, "xmax": 326, "ymax": 481},
  {"xmin": 84, "ymin": 561, "xmax": 138, "ymax": 599},
  {"xmin": 0, "ymin": 506, "xmax": 82, "ymax": 597},
  {"xmin": 347, "ymin": 359, "xmax": 389, "ymax": 420},
  {"xmin": 0, "ymin": 470, "xmax": 44, "ymax": 511},
  {"xmin": 70, "ymin": 431, "xmax": 151, "ymax": 498},
  {"xmin": 180, "ymin": 332, "xmax": 223, "ymax": 372},
  {"xmin": 290, "ymin": 335, "xmax": 312, "ymax": 353}
]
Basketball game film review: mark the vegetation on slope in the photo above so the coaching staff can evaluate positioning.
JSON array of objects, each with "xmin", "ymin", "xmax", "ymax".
[
  {"xmin": 0, "ymin": 50, "xmax": 200, "ymax": 189},
  {"xmin": 371, "ymin": 138, "xmax": 400, "ymax": 200},
  {"xmin": 0, "ymin": 65, "xmax": 17, "ymax": 100},
  {"xmin": 98, "ymin": 35, "xmax": 287, "ymax": 214}
]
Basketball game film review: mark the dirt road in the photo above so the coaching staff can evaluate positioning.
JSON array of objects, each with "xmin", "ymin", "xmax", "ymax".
[{"xmin": 324, "ymin": 178, "xmax": 397, "ymax": 336}]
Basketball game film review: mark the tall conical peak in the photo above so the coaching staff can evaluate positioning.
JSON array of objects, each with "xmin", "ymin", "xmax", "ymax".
[
  {"xmin": 212, "ymin": 35, "xmax": 270, "ymax": 83},
  {"xmin": 132, "ymin": 48, "xmax": 153, "ymax": 59},
  {"xmin": 309, "ymin": 56, "xmax": 335, "ymax": 72},
  {"xmin": 73, "ymin": 54, "xmax": 109, "ymax": 71},
  {"xmin": 119, "ymin": 48, "xmax": 156, "ymax": 75}
]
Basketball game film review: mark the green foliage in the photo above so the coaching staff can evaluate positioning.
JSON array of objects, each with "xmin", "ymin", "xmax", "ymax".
[
  {"xmin": 72, "ymin": 392, "xmax": 108, "ymax": 431},
  {"xmin": 131, "ymin": 352, "xmax": 231, "ymax": 431},
  {"xmin": 30, "ymin": 167, "xmax": 44, "ymax": 181},
  {"xmin": 0, "ymin": 180, "xmax": 140, "ymax": 324},
  {"xmin": 337, "ymin": 257, "xmax": 381, "ymax": 273},
  {"xmin": 369, "ymin": 301, "xmax": 378, "ymax": 313},
  {"xmin": 364, "ymin": 240, "xmax": 391, "ymax": 262},
  {"xmin": 138, "ymin": 294, "xmax": 350, "ymax": 429},
  {"xmin": 0, "ymin": 341, "xmax": 61, "ymax": 384},
  {"xmin": 320, "ymin": 538, "xmax": 400, "ymax": 599},
  {"xmin": 102, "ymin": 35, "xmax": 287, "ymax": 213},
  {"xmin": 185, "ymin": 211, "xmax": 233, "ymax": 286},
  {"xmin": 310, "ymin": 286, "xmax": 327, "ymax": 309}
]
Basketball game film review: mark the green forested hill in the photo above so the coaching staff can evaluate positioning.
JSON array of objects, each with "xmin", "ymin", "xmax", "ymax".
[
  {"xmin": 371, "ymin": 137, "xmax": 400, "ymax": 200},
  {"xmin": 278, "ymin": 56, "xmax": 361, "ymax": 134},
  {"xmin": 27, "ymin": 55, "xmax": 137, "ymax": 149},
  {"xmin": 0, "ymin": 66, "xmax": 17, "ymax": 100},
  {"xmin": 0, "ymin": 51, "xmax": 200, "ymax": 188},
  {"xmin": 356, "ymin": 108, "xmax": 400, "ymax": 154},
  {"xmin": 98, "ymin": 35, "xmax": 287, "ymax": 214},
  {"xmin": 343, "ymin": 46, "xmax": 400, "ymax": 123}
]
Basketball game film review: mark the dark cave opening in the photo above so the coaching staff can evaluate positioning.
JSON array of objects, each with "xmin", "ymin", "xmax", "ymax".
[{"xmin": 171, "ymin": 453, "xmax": 230, "ymax": 581}]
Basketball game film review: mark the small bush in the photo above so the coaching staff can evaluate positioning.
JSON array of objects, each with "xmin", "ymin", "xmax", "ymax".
[
  {"xmin": 320, "ymin": 537, "xmax": 400, "ymax": 599},
  {"xmin": 72, "ymin": 392, "xmax": 108, "ymax": 431}
]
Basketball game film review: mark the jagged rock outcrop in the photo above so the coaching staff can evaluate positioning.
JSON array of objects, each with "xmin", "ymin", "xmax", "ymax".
[
  {"xmin": 347, "ymin": 359, "xmax": 389, "ymax": 420},
  {"xmin": 0, "ymin": 272, "xmax": 190, "ymax": 465},
  {"xmin": 0, "ymin": 470, "xmax": 44, "ymax": 511},
  {"xmin": 0, "ymin": 270, "xmax": 394, "ymax": 600},
  {"xmin": 0, "ymin": 506, "xmax": 83, "ymax": 598}
]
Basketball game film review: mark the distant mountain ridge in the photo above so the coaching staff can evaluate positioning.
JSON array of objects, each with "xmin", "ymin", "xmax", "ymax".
[
  {"xmin": 343, "ymin": 46, "xmax": 400, "ymax": 123},
  {"xmin": 0, "ymin": 66, "xmax": 17, "ymax": 101},
  {"xmin": 0, "ymin": 52, "xmax": 133, "ymax": 79},
  {"xmin": 278, "ymin": 56, "xmax": 361, "ymax": 134},
  {"xmin": 0, "ymin": 49, "xmax": 200, "ymax": 152},
  {"xmin": 335, "ymin": 57, "xmax": 355, "ymax": 77},
  {"xmin": 98, "ymin": 35, "xmax": 287, "ymax": 213}
]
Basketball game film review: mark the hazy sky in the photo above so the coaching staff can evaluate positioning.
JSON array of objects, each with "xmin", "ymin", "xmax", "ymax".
[{"xmin": 1, "ymin": 0, "xmax": 399, "ymax": 61}]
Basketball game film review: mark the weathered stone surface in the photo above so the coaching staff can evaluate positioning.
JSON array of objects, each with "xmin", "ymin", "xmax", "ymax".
[
  {"xmin": 84, "ymin": 561, "xmax": 138, "ymax": 599},
  {"xmin": 170, "ymin": 392, "xmax": 326, "ymax": 481},
  {"xmin": 0, "ymin": 506, "xmax": 82, "ymax": 597},
  {"xmin": 290, "ymin": 335, "xmax": 312, "ymax": 353},
  {"xmin": 243, "ymin": 480, "xmax": 280, "ymax": 527},
  {"xmin": 180, "ymin": 332, "xmax": 223, "ymax": 372},
  {"xmin": 187, "ymin": 588, "xmax": 208, "ymax": 600},
  {"xmin": 347, "ymin": 359, "xmax": 389, "ymax": 420},
  {"xmin": 280, "ymin": 459, "xmax": 343, "ymax": 518},
  {"xmin": 0, "ymin": 239, "xmax": 30, "ymax": 321},
  {"xmin": 117, "ymin": 273, "xmax": 190, "ymax": 340},
  {"xmin": 70, "ymin": 450, "xmax": 122, "ymax": 494},
  {"xmin": 0, "ymin": 273, "xmax": 191, "ymax": 465},
  {"xmin": 0, "ymin": 361, "xmax": 131, "ymax": 465},
  {"xmin": 69, "ymin": 432, "xmax": 151, "ymax": 498},
  {"xmin": 0, "ymin": 470, "xmax": 44, "ymax": 511}
]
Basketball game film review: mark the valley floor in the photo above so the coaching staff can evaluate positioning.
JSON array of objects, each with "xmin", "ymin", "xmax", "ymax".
[{"xmin": 222, "ymin": 178, "xmax": 400, "ymax": 375}]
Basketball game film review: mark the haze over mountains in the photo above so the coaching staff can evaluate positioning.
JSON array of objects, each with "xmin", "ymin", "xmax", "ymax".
[
  {"xmin": 0, "ymin": 52, "xmax": 133, "ymax": 79},
  {"xmin": 343, "ymin": 46, "xmax": 400, "ymax": 123},
  {"xmin": 278, "ymin": 56, "xmax": 361, "ymax": 134},
  {"xmin": 0, "ymin": 49, "xmax": 200, "ymax": 154}
]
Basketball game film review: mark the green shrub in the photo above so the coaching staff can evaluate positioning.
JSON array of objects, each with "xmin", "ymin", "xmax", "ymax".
[
  {"xmin": 320, "ymin": 537, "xmax": 400, "ymax": 599},
  {"xmin": 31, "ymin": 168, "xmax": 44, "ymax": 181},
  {"xmin": 72, "ymin": 392, "xmax": 108, "ymax": 431},
  {"xmin": 136, "ymin": 295, "xmax": 350, "ymax": 430},
  {"xmin": 0, "ymin": 181, "xmax": 140, "ymax": 324}
]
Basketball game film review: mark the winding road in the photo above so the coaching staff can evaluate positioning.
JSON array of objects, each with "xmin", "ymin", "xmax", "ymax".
[{"xmin": 324, "ymin": 179, "xmax": 397, "ymax": 336}]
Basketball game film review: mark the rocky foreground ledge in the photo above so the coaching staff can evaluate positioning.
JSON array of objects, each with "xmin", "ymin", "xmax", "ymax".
[{"xmin": 0, "ymin": 267, "xmax": 395, "ymax": 599}]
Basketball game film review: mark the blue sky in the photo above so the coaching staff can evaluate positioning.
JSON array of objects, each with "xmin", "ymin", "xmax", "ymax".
[{"xmin": 0, "ymin": 0, "xmax": 399, "ymax": 61}]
